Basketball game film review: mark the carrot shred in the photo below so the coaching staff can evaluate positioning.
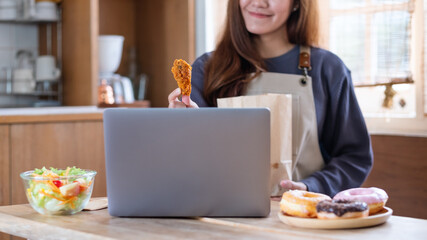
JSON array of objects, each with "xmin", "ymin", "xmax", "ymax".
[
  {"xmin": 59, "ymin": 196, "xmax": 77, "ymax": 205},
  {"xmin": 47, "ymin": 181, "xmax": 61, "ymax": 194},
  {"xmin": 64, "ymin": 167, "xmax": 70, "ymax": 184},
  {"xmin": 42, "ymin": 170, "xmax": 59, "ymax": 178},
  {"xmin": 39, "ymin": 189, "xmax": 66, "ymax": 202}
]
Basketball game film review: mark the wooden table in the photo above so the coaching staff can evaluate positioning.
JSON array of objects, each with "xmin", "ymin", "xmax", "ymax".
[{"xmin": 0, "ymin": 199, "xmax": 426, "ymax": 240}]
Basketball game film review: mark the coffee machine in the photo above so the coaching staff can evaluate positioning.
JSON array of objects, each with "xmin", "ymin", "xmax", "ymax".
[{"xmin": 98, "ymin": 35, "xmax": 134, "ymax": 104}]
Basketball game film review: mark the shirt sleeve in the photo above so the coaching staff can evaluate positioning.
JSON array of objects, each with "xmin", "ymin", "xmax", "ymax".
[
  {"xmin": 301, "ymin": 68, "xmax": 374, "ymax": 197},
  {"xmin": 190, "ymin": 53, "xmax": 211, "ymax": 107}
]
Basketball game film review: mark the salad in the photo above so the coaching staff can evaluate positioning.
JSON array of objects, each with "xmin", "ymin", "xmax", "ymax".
[{"xmin": 21, "ymin": 167, "xmax": 97, "ymax": 215}]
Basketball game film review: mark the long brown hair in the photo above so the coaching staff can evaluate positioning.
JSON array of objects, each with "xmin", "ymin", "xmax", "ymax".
[{"xmin": 203, "ymin": 0, "xmax": 319, "ymax": 106}]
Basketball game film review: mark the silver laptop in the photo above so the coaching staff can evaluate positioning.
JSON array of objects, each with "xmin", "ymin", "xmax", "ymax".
[{"xmin": 103, "ymin": 108, "xmax": 270, "ymax": 217}]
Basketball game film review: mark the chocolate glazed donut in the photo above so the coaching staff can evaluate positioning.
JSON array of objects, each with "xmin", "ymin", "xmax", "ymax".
[{"xmin": 316, "ymin": 200, "xmax": 369, "ymax": 219}]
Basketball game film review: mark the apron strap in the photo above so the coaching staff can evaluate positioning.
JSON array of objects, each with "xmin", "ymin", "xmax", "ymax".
[
  {"xmin": 298, "ymin": 46, "xmax": 312, "ymax": 81},
  {"xmin": 299, "ymin": 46, "xmax": 311, "ymax": 70}
]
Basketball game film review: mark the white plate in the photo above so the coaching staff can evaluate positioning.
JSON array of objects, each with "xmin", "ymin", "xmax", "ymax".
[{"xmin": 278, "ymin": 207, "xmax": 392, "ymax": 229}]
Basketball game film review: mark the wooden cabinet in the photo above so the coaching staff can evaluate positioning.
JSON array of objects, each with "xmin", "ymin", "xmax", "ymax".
[
  {"xmin": 10, "ymin": 121, "xmax": 106, "ymax": 205},
  {"xmin": 0, "ymin": 111, "xmax": 106, "ymax": 203},
  {"xmin": 0, "ymin": 111, "xmax": 106, "ymax": 240},
  {"xmin": 62, "ymin": 0, "xmax": 195, "ymax": 107},
  {"xmin": 363, "ymin": 135, "xmax": 427, "ymax": 219},
  {"xmin": 0, "ymin": 126, "xmax": 9, "ymax": 207},
  {"xmin": 0, "ymin": 125, "xmax": 10, "ymax": 240}
]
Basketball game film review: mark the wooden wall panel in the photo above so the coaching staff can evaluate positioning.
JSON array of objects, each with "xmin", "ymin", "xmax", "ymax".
[
  {"xmin": 363, "ymin": 135, "xmax": 427, "ymax": 219},
  {"xmin": 10, "ymin": 121, "xmax": 106, "ymax": 205},
  {"xmin": 0, "ymin": 125, "xmax": 9, "ymax": 207},
  {"xmin": 136, "ymin": 0, "xmax": 195, "ymax": 107},
  {"xmin": 0, "ymin": 125, "xmax": 10, "ymax": 240},
  {"xmin": 62, "ymin": 0, "xmax": 99, "ymax": 106},
  {"xmin": 99, "ymin": 0, "xmax": 137, "ymax": 76}
]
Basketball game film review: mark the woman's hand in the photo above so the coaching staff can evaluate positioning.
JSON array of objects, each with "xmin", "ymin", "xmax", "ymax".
[
  {"xmin": 280, "ymin": 180, "xmax": 307, "ymax": 191},
  {"xmin": 271, "ymin": 180, "xmax": 307, "ymax": 201},
  {"xmin": 168, "ymin": 88, "xmax": 199, "ymax": 108}
]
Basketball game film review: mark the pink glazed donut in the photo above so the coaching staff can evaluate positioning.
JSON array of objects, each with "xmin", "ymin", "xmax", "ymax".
[{"xmin": 333, "ymin": 187, "xmax": 388, "ymax": 215}]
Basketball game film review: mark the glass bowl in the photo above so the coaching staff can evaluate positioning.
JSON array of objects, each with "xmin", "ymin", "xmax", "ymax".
[{"xmin": 20, "ymin": 169, "xmax": 97, "ymax": 215}]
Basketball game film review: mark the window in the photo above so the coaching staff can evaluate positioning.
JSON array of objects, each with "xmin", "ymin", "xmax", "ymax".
[
  {"xmin": 328, "ymin": 0, "xmax": 415, "ymax": 118},
  {"xmin": 195, "ymin": 0, "xmax": 228, "ymax": 58},
  {"xmin": 324, "ymin": 0, "xmax": 427, "ymax": 133}
]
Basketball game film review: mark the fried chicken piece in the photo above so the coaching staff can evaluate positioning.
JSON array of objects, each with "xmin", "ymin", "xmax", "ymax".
[{"xmin": 171, "ymin": 59, "xmax": 192, "ymax": 96}]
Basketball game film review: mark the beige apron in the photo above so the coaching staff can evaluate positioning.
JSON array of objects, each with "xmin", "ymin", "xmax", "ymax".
[{"xmin": 245, "ymin": 46, "xmax": 324, "ymax": 195}]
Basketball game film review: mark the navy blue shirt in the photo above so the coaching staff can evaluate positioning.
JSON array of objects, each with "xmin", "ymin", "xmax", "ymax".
[{"xmin": 190, "ymin": 45, "xmax": 373, "ymax": 197}]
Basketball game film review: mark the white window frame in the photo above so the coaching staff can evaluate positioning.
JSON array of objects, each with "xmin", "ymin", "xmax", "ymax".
[
  {"xmin": 195, "ymin": 0, "xmax": 228, "ymax": 58},
  {"xmin": 319, "ymin": 0, "xmax": 427, "ymax": 135}
]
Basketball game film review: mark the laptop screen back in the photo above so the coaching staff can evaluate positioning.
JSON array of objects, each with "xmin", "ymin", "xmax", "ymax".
[{"xmin": 103, "ymin": 108, "xmax": 270, "ymax": 217}]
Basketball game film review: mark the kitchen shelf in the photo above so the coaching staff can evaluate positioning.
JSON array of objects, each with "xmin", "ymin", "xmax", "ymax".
[
  {"xmin": 97, "ymin": 100, "xmax": 150, "ymax": 108},
  {"xmin": 0, "ymin": 18, "xmax": 59, "ymax": 24},
  {"xmin": 0, "ymin": 8, "xmax": 63, "ymax": 108},
  {"xmin": 0, "ymin": 91, "xmax": 58, "ymax": 97}
]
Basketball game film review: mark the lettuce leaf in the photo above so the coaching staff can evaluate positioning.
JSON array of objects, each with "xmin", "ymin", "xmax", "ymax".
[
  {"xmin": 67, "ymin": 167, "xmax": 87, "ymax": 176},
  {"xmin": 34, "ymin": 167, "xmax": 48, "ymax": 175},
  {"xmin": 33, "ymin": 166, "xmax": 87, "ymax": 176}
]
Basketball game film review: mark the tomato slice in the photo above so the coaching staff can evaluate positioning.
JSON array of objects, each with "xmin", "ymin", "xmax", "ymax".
[{"xmin": 53, "ymin": 180, "xmax": 62, "ymax": 188}]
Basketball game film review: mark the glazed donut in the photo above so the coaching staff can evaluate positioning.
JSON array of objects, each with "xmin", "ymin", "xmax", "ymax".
[
  {"xmin": 316, "ymin": 199, "xmax": 369, "ymax": 219},
  {"xmin": 280, "ymin": 190, "xmax": 331, "ymax": 218},
  {"xmin": 333, "ymin": 187, "xmax": 388, "ymax": 215}
]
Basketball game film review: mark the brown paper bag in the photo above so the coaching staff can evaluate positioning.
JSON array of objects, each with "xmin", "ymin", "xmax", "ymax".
[
  {"xmin": 83, "ymin": 197, "xmax": 108, "ymax": 211},
  {"xmin": 217, "ymin": 93, "xmax": 292, "ymax": 196}
]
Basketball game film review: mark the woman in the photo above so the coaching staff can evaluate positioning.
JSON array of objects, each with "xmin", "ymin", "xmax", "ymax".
[{"xmin": 168, "ymin": 0, "xmax": 373, "ymax": 197}]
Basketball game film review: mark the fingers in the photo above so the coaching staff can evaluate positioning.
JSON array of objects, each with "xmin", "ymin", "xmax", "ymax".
[
  {"xmin": 187, "ymin": 98, "xmax": 199, "ymax": 108},
  {"xmin": 270, "ymin": 196, "xmax": 281, "ymax": 202},
  {"xmin": 280, "ymin": 180, "xmax": 293, "ymax": 190},
  {"xmin": 280, "ymin": 180, "xmax": 307, "ymax": 191},
  {"xmin": 168, "ymin": 88, "xmax": 199, "ymax": 109},
  {"xmin": 168, "ymin": 100, "xmax": 187, "ymax": 108},
  {"xmin": 182, "ymin": 95, "xmax": 190, "ymax": 105},
  {"xmin": 168, "ymin": 88, "xmax": 185, "ymax": 108},
  {"xmin": 168, "ymin": 88, "xmax": 181, "ymax": 103}
]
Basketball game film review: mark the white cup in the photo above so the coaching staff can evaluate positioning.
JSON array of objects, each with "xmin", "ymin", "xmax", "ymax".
[
  {"xmin": 13, "ymin": 68, "xmax": 35, "ymax": 93},
  {"xmin": 98, "ymin": 35, "xmax": 124, "ymax": 74},
  {"xmin": 36, "ymin": 55, "xmax": 61, "ymax": 81}
]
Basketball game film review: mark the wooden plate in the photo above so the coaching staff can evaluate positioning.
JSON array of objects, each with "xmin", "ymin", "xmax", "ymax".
[{"xmin": 278, "ymin": 207, "xmax": 392, "ymax": 229}]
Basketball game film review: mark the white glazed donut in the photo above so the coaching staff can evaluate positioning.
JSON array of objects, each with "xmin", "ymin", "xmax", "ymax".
[{"xmin": 280, "ymin": 190, "xmax": 331, "ymax": 218}]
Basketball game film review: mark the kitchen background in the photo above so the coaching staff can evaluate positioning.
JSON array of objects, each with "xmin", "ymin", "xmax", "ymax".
[{"xmin": 0, "ymin": 3, "xmax": 426, "ymax": 239}]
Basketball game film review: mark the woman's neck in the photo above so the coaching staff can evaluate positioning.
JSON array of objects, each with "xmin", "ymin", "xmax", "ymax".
[{"xmin": 255, "ymin": 26, "xmax": 294, "ymax": 59}]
